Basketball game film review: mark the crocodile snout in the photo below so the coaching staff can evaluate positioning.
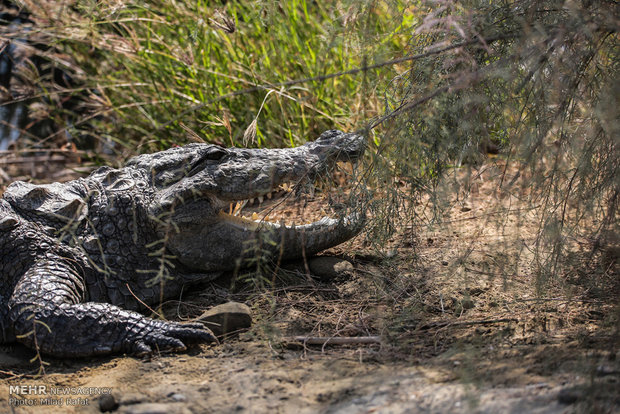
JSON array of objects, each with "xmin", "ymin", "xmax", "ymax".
[{"xmin": 311, "ymin": 129, "xmax": 366, "ymax": 163}]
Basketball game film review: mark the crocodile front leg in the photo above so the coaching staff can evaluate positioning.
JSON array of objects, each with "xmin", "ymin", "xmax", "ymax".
[{"xmin": 8, "ymin": 260, "xmax": 215, "ymax": 357}]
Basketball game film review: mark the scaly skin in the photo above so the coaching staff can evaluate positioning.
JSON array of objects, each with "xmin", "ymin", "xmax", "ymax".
[{"xmin": 0, "ymin": 130, "xmax": 365, "ymax": 357}]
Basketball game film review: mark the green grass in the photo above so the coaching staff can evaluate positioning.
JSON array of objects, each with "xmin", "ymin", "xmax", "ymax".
[{"xmin": 31, "ymin": 0, "xmax": 412, "ymax": 154}]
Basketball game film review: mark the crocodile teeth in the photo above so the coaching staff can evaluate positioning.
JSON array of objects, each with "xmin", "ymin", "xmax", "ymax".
[
  {"xmin": 218, "ymin": 211, "xmax": 260, "ymax": 230},
  {"xmin": 232, "ymin": 200, "xmax": 247, "ymax": 216}
]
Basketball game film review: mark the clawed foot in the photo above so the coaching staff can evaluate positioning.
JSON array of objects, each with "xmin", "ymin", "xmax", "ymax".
[{"xmin": 128, "ymin": 320, "xmax": 217, "ymax": 356}]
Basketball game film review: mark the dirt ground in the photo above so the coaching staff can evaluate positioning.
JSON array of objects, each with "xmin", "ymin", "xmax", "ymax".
[{"xmin": 0, "ymin": 158, "xmax": 618, "ymax": 413}]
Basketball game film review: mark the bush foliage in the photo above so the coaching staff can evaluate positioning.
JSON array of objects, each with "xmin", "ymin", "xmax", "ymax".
[
  {"xmin": 3, "ymin": 0, "xmax": 618, "ymax": 287},
  {"xmin": 371, "ymin": 0, "xmax": 618, "ymax": 286}
]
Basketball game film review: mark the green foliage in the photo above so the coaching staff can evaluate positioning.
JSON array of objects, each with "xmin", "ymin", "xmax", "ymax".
[{"xmin": 30, "ymin": 0, "xmax": 407, "ymax": 153}]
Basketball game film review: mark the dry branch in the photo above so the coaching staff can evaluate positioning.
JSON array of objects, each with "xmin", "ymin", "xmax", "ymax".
[{"xmin": 288, "ymin": 336, "xmax": 382, "ymax": 346}]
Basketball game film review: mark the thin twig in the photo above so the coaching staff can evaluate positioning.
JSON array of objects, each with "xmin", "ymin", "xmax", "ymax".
[
  {"xmin": 419, "ymin": 317, "xmax": 518, "ymax": 330},
  {"xmin": 126, "ymin": 283, "xmax": 157, "ymax": 315},
  {"xmin": 0, "ymin": 369, "xmax": 23, "ymax": 380},
  {"xmin": 289, "ymin": 336, "xmax": 382, "ymax": 346}
]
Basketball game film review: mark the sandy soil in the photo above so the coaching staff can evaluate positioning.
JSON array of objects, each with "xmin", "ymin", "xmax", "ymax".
[{"xmin": 1, "ymin": 160, "xmax": 618, "ymax": 414}]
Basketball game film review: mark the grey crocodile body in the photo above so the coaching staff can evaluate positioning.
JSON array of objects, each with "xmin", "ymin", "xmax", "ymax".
[{"xmin": 0, "ymin": 130, "xmax": 365, "ymax": 357}]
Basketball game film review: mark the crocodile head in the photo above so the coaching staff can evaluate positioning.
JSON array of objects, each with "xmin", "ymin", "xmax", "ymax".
[{"xmin": 126, "ymin": 130, "xmax": 365, "ymax": 272}]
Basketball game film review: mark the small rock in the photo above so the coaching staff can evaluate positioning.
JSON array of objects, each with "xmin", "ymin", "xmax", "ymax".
[
  {"xmin": 316, "ymin": 392, "xmax": 332, "ymax": 402},
  {"xmin": 461, "ymin": 297, "xmax": 475, "ymax": 309},
  {"xmin": 596, "ymin": 364, "xmax": 617, "ymax": 376},
  {"xmin": 308, "ymin": 256, "xmax": 354, "ymax": 281},
  {"xmin": 195, "ymin": 302, "xmax": 252, "ymax": 337},
  {"xmin": 557, "ymin": 388, "xmax": 580, "ymax": 404},
  {"xmin": 169, "ymin": 393, "xmax": 186, "ymax": 402},
  {"xmin": 460, "ymin": 205, "xmax": 472, "ymax": 212},
  {"xmin": 98, "ymin": 394, "xmax": 118, "ymax": 412},
  {"xmin": 441, "ymin": 260, "xmax": 449, "ymax": 266}
]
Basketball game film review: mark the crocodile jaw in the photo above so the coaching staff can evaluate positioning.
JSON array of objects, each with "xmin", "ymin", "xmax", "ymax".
[
  {"xmin": 166, "ymin": 208, "xmax": 365, "ymax": 272},
  {"xmin": 140, "ymin": 130, "xmax": 366, "ymax": 272},
  {"xmin": 145, "ymin": 130, "xmax": 364, "ymax": 218}
]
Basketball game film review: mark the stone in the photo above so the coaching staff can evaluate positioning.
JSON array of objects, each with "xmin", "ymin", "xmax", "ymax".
[
  {"xmin": 98, "ymin": 394, "xmax": 118, "ymax": 412},
  {"xmin": 195, "ymin": 302, "xmax": 252, "ymax": 337},
  {"xmin": 169, "ymin": 393, "xmax": 186, "ymax": 402},
  {"xmin": 461, "ymin": 296, "xmax": 475, "ymax": 309},
  {"xmin": 557, "ymin": 388, "xmax": 580, "ymax": 404},
  {"xmin": 308, "ymin": 256, "xmax": 354, "ymax": 281}
]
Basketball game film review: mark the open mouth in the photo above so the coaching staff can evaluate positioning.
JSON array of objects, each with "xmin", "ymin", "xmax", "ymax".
[{"xmin": 216, "ymin": 181, "xmax": 348, "ymax": 232}]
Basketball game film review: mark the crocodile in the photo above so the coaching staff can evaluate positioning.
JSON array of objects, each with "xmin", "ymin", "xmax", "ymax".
[{"xmin": 0, "ymin": 130, "xmax": 365, "ymax": 357}]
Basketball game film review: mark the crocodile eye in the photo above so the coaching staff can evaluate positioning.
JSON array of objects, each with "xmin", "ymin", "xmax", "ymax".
[
  {"xmin": 205, "ymin": 146, "xmax": 228, "ymax": 161},
  {"xmin": 187, "ymin": 147, "xmax": 228, "ymax": 176}
]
